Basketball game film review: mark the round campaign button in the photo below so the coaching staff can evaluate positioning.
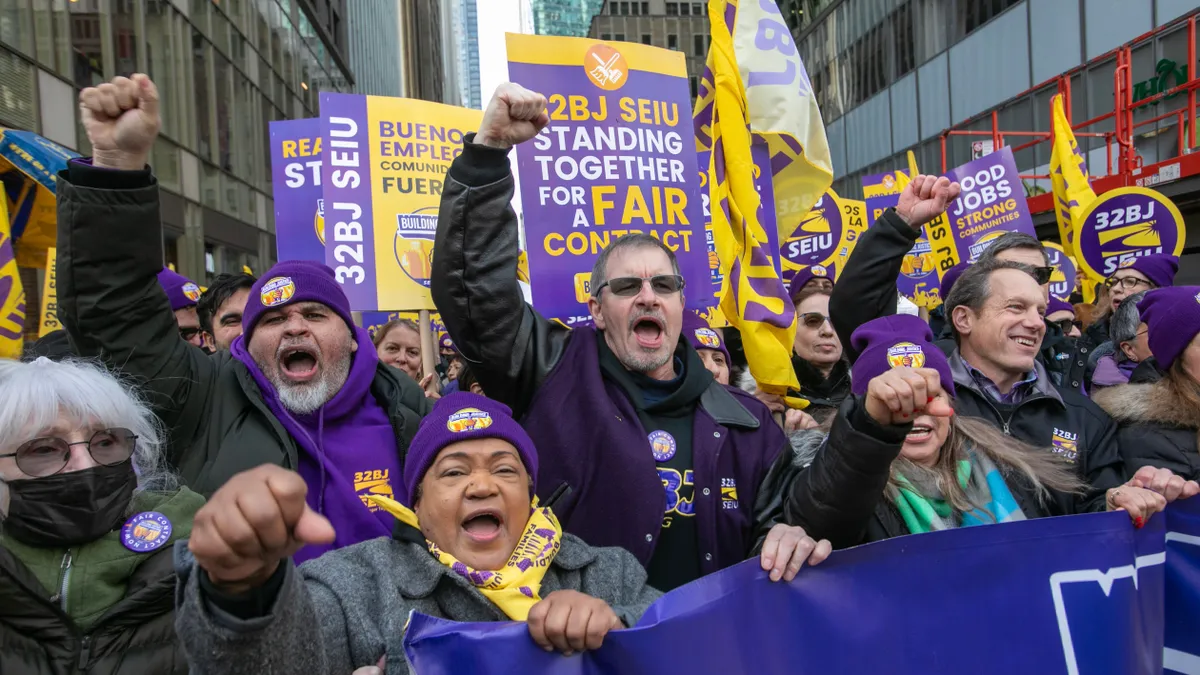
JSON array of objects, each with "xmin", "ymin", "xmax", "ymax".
[
  {"xmin": 648, "ymin": 430, "xmax": 677, "ymax": 462},
  {"xmin": 121, "ymin": 512, "xmax": 173, "ymax": 553}
]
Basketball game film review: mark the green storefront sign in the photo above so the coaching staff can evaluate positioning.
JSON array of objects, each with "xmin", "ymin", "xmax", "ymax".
[{"xmin": 1132, "ymin": 58, "xmax": 1190, "ymax": 108}]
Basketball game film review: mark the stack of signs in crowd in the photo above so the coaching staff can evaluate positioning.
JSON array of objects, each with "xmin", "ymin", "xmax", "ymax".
[
  {"xmin": 1042, "ymin": 242, "xmax": 1077, "ymax": 302},
  {"xmin": 1073, "ymin": 186, "xmax": 1185, "ymax": 285},
  {"xmin": 270, "ymin": 119, "xmax": 325, "ymax": 263},
  {"xmin": 863, "ymin": 171, "xmax": 942, "ymax": 310},
  {"xmin": 924, "ymin": 145, "xmax": 1036, "ymax": 277},
  {"xmin": 505, "ymin": 34, "xmax": 712, "ymax": 324},
  {"xmin": 318, "ymin": 94, "xmax": 482, "ymax": 312}
]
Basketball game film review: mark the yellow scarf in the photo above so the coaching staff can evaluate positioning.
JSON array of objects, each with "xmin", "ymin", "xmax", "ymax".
[{"xmin": 368, "ymin": 495, "xmax": 563, "ymax": 621}]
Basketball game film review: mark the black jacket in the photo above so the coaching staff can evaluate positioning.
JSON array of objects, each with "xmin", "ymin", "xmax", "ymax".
[
  {"xmin": 830, "ymin": 208, "xmax": 1090, "ymax": 389},
  {"xmin": 947, "ymin": 351, "xmax": 1126, "ymax": 509},
  {"xmin": 56, "ymin": 162, "xmax": 431, "ymax": 496},
  {"xmin": 1094, "ymin": 380, "xmax": 1200, "ymax": 481},
  {"xmin": 774, "ymin": 397, "xmax": 1105, "ymax": 548},
  {"xmin": 791, "ymin": 355, "xmax": 850, "ymax": 423}
]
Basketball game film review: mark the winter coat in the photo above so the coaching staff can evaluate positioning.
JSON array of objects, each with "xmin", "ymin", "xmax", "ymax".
[
  {"xmin": 175, "ymin": 526, "xmax": 661, "ymax": 675},
  {"xmin": 0, "ymin": 488, "xmax": 204, "ymax": 675},
  {"xmin": 431, "ymin": 137, "xmax": 787, "ymax": 573},
  {"xmin": 55, "ymin": 161, "xmax": 431, "ymax": 496},
  {"xmin": 790, "ymin": 355, "xmax": 851, "ymax": 423},
  {"xmin": 1094, "ymin": 380, "xmax": 1200, "ymax": 481},
  {"xmin": 766, "ymin": 398, "xmax": 1105, "ymax": 548}
]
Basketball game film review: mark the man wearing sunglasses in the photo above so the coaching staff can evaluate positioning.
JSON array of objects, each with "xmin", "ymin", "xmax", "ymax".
[
  {"xmin": 157, "ymin": 267, "xmax": 207, "ymax": 352},
  {"xmin": 55, "ymin": 74, "xmax": 432, "ymax": 563},
  {"xmin": 432, "ymin": 82, "xmax": 825, "ymax": 592}
]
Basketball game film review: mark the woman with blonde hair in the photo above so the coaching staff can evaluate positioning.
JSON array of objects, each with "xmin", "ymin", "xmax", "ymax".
[
  {"xmin": 0, "ymin": 357, "xmax": 204, "ymax": 674},
  {"xmin": 775, "ymin": 315, "xmax": 1189, "ymax": 548}
]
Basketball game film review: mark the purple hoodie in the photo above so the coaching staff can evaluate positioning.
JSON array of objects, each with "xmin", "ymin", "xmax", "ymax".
[{"xmin": 231, "ymin": 325, "xmax": 402, "ymax": 563}]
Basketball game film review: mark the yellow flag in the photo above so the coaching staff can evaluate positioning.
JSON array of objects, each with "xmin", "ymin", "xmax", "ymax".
[
  {"xmin": 242, "ymin": 264, "xmax": 254, "ymax": 275},
  {"xmin": 906, "ymin": 150, "xmax": 919, "ymax": 183},
  {"xmin": 698, "ymin": 0, "xmax": 832, "ymax": 401},
  {"xmin": 39, "ymin": 247, "xmax": 59, "ymax": 337},
  {"xmin": 0, "ymin": 194, "xmax": 26, "ymax": 358},
  {"xmin": 1049, "ymin": 95, "xmax": 1096, "ymax": 259}
]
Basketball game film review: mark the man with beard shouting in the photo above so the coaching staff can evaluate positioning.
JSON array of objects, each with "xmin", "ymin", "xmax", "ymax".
[{"xmin": 57, "ymin": 74, "xmax": 430, "ymax": 562}]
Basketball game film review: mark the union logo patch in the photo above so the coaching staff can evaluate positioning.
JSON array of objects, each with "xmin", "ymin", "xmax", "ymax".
[
  {"xmin": 648, "ymin": 430, "xmax": 677, "ymax": 462},
  {"xmin": 886, "ymin": 342, "xmax": 925, "ymax": 369},
  {"xmin": 182, "ymin": 282, "xmax": 202, "ymax": 302},
  {"xmin": 260, "ymin": 276, "xmax": 296, "ymax": 307},
  {"xmin": 121, "ymin": 512, "xmax": 173, "ymax": 553},
  {"xmin": 447, "ymin": 408, "xmax": 493, "ymax": 433},
  {"xmin": 1119, "ymin": 257, "xmax": 1137, "ymax": 268},
  {"xmin": 694, "ymin": 327, "xmax": 721, "ymax": 349},
  {"xmin": 811, "ymin": 265, "xmax": 828, "ymax": 277}
]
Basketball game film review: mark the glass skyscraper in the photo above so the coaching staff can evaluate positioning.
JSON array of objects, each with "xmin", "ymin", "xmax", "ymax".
[{"xmin": 531, "ymin": 0, "xmax": 604, "ymax": 37}]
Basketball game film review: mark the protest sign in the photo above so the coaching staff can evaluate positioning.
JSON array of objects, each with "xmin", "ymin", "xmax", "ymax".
[
  {"xmin": 781, "ymin": 190, "xmax": 842, "ymax": 275},
  {"xmin": 405, "ymin": 499, "xmax": 1200, "ymax": 674},
  {"xmin": 320, "ymin": 93, "xmax": 482, "ymax": 311},
  {"xmin": 39, "ymin": 246, "xmax": 58, "ymax": 336},
  {"xmin": 862, "ymin": 171, "xmax": 942, "ymax": 309},
  {"xmin": 832, "ymin": 196, "xmax": 867, "ymax": 277},
  {"xmin": 507, "ymin": 34, "xmax": 710, "ymax": 319},
  {"xmin": 925, "ymin": 146, "xmax": 1035, "ymax": 276},
  {"xmin": 1044, "ymin": 241, "xmax": 1077, "ymax": 303},
  {"xmin": 1073, "ymin": 187, "xmax": 1185, "ymax": 280},
  {"xmin": 862, "ymin": 170, "xmax": 905, "ymax": 226},
  {"xmin": 270, "ymin": 119, "xmax": 325, "ymax": 263}
]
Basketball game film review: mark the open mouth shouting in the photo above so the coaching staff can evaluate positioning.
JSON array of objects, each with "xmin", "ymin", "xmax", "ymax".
[
  {"xmin": 906, "ymin": 422, "xmax": 935, "ymax": 443},
  {"xmin": 630, "ymin": 314, "xmax": 666, "ymax": 350},
  {"xmin": 277, "ymin": 343, "xmax": 321, "ymax": 383},
  {"xmin": 461, "ymin": 507, "xmax": 505, "ymax": 544}
]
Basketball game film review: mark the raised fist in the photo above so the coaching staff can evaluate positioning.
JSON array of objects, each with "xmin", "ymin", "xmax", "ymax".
[
  {"xmin": 864, "ymin": 367, "xmax": 954, "ymax": 427},
  {"xmin": 475, "ymin": 83, "xmax": 549, "ymax": 151},
  {"xmin": 79, "ymin": 74, "xmax": 161, "ymax": 171},
  {"xmin": 895, "ymin": 175, "xmax": 961, "ymax": 230},
  {"xmin": 189, "ymin": 464, "xmax": 335, "ymax": 594}
]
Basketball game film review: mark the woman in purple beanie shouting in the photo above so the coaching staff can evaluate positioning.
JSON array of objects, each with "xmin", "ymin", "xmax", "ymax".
[{"xmin": 775, "ymin": 314, "xmax": 1197, "ymax": 549}]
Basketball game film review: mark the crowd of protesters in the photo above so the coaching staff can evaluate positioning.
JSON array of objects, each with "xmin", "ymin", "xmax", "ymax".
[{"xmin": 2, "ymin": 73, "xmax": 1199, "ymax": 675}]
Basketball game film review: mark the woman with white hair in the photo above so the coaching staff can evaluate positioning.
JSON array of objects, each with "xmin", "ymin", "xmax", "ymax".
[{"xmin": 0, "ymin": 357, "xmax": 203, "ymax": 674}]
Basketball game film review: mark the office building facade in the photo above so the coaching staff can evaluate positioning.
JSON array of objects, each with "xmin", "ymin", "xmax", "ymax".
[
  {"xmin": 532, "ymin": 0, "xmax": 605, "ymax": 37},
  {"xmin": 590, "ymin": 0, "xmax": 710, "ymax": 99},
  {"xmin": 348, "ymin": 0, "xmax": 402, "ymax": 97},
  {"xmin": 0, "ymin": 0, "xmax": 354, "ymax": 298},
  {"xmin": 783, "ymin": 0, "xmax": 1200, "ymax": 203}
]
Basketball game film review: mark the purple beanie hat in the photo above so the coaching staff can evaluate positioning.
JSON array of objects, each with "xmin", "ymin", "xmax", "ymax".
[
  {"xmin": 241, "ymin": 260, "xmax": 355, "ymax": 340},
  {"xmin": 788, "ymin": 263, "xmax": 835, "ymax": 301},
  {"xmin": 403, "ymin": 392, "xmax": 539, "ymax": 505},
  {"xmin": 1137, "ymin": 287, "xmax": 1200, "ymax": 369},
  {"xmin": 1046, "ymin": 296, "xmax": 1074, "ymax": 316},
  {"xmin": 939, "ymin": 262, "xmax": 969, "ymax": 301},
  {"xmin": 682, "ymin": 311, "xmax": 730, "ymax": 363},
  {"xmin": 850, "ymin": 314, "xmax": 956, "ymax": 398},
  {"xmin": 1119, "ymin": 254, "xmax": 1179, "ymax": 288},
  {"xmin": 156, "ymin": 268, "xmax": 201, "ymax": 312}
]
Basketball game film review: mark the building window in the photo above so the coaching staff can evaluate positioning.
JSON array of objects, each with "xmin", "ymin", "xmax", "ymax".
[
  {"xmin": 668, "ymin": 34, "xmax": 678, "ymax": 50},
  {"xmin": 957, "ymin": 0, "xmax": 1022, "ymax": 39},
  {"xmin": 693, "ymin": 34, "xmax": 705, "ymax": 56},
  {"xmin": 642, "ymin": 34, "xmax": 652, "ymax": 45},
  {"xmin": 692, "ymin": 2, "xmax": 703, "ymax": 15},
  {"xmin": 666, "ymin": 3, "xmax": 678, "ymax": 16},
  {"xmin": 601, "ymin": 33, "xmax": 612, "ymax": 40},
  {"xmin": 614, "ymin": 33, "xmax": 626, "ymax": 41},
  {"xmin": 642, "ymin": 2, "xmax": 650, "ymax": 14},
  {"xmin": 620, "ymin": 1, "xmax": 629, "ymax": 14},
  {"xmin": 680, "ymin": 2, "xmax": 690, "ymax": 15},
  {"xmin": 690, "ymin": 76, "xmax": 698, "ymax": 98},
  {"xmin": 631, "ymin": 2, "xmax": 639, "ymax": 14}
]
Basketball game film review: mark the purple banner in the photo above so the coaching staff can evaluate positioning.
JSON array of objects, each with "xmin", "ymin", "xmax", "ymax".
[
  {"xmin": 320, "ymin": 93, "xmax": 378, "ymax": 311},
  {"xmin": 940, "ymin": 146, "xmax": 1036, "ymax": 265},
  {"xmin": 270, "ymin": 119, "xmax": 325, "ymax": 263},
  {"xmin": 508, "ymin": 42, "xmax": 711, "ymax": 319}
]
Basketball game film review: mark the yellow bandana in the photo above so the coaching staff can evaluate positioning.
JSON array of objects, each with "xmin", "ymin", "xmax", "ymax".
[{"xmin": 367, "ymin": 495, "xmax": 563, "ymax": 621}]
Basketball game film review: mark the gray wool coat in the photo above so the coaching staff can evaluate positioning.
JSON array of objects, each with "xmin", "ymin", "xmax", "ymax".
[{"xmin": 175, "ymin": 533, "xmax": 662, "ymax": 675}]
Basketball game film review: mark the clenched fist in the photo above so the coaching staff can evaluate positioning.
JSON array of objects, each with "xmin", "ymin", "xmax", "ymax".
[
  {"xmin": 864, "ymin": 367, "xmax": 954, "ymax": 426},
  {"xmin": 80, "ymin": 74, "xmax": 162, "ymax": 171},
  {"xmin": 895, "ymin": 175, "xmax": 961, "ymax": 230},
  {"xmin": 189, "ymin": 464, "xmax": 335, "ymax": 594},
  {"xmin": 475, "ymin": 83, "xmax": 549, "ymax": 151},
  {"xmin": 527, "ymin": 590, "xmax": 621, "ymax": 655}
]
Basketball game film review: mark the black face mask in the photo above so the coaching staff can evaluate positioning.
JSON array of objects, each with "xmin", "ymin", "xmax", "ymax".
[{"xmin": 2, "ymin": 460, "xmax": 136, "ymax": 548}]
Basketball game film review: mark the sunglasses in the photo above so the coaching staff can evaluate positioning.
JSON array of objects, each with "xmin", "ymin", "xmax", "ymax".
[
  {"xmin": 0, "ymin": 428, "xmax": 137, "ymax": 478},
  {"xmin": 179, "ymin": 326, "xmax": 202, "ymax": 342},
  {"xmin": 800, "ymin": 312, "xmax": 832, "ymax": 329},
  {"xmin": 1051, "ymin": 318, "xmax": 1080, "ymax": 334},
  {"xmin": 594, "ymin": 275, "xmax": 685, "ymax": 298},
  {"xmin": 1030, "ymin": 266, "xmax": 1054, "ymax": 285},
  {"xmin": 1105, "ymin": 276, "xmax": 1153, "ymax": 291}
]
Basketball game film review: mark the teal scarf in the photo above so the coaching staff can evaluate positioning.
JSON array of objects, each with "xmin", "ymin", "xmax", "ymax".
[{"xmin": 893, "ymin": 454, "xmax": 1026, "ymax": 535}]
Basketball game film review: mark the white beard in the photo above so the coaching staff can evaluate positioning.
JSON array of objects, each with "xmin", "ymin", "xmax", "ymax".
[{"xmin": 269, "ymin": 350, "xmax": 352, "ymax": 415}]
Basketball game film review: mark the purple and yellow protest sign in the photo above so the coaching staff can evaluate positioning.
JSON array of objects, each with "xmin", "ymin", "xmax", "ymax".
[
  {"xmin": 1043, "ymin": 241, "xmax": 1077, "ymax": 303},
  {"xmin": 320, "ymin": 93, "xmax": 482, "ymax": 311},
  {"xmin": 861, "ymin": 171, "xmax": 942, "ymax": 309},
  {"xmin": 862, "ymin": 170, "xmax": 906, "ymax": 226},
  {"xmin": 782, "ymin": 190, "xmax": 841, "ymax": 275},
  {"xmin": 360, "ymin": 311, "xmax": 446, "ymax": 344},
  {"xmin": 925, "ymin": 146, "xmax": 1034, "ymax": 275},
  {"xmin": 1073, "ymin": 187, "xmax": 1185, "ymax": 280},
  {"xmin": 270, "ymin": 119, "xmax": 324, "ymax": 263},
  {"xmin": 832, "ymin": 196, "xmax": 867, "ymax": 278},
  {"xmin": 507, "ymin": 34, "xmax": 710, "ymax": 319}
]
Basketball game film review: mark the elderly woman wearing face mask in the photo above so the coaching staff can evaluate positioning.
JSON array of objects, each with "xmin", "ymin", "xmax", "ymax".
[
  {"xmin": 177, "ymin": 393, "xmax": 664, "ymax": 673},
  {"xmin": 0, "ymin": 358, "xmax": 204, "ymax": 674},
  {"xmin": 776, "ymin": 315, "xmax": 1196, "ymax": 548}
]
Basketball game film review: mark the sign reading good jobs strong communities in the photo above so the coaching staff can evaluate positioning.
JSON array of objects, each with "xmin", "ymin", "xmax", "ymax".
[
  {"xmin": 319, "ymin": 94, "xmax": 482, "ymax": 311},
  {"xmin": 507, "ymin": 34, "xmax": 711, "ymax": 319}
]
